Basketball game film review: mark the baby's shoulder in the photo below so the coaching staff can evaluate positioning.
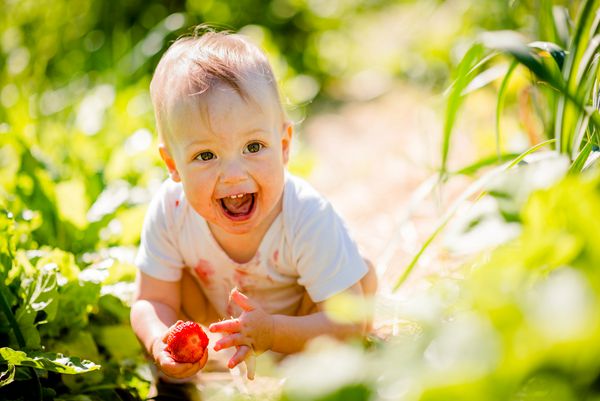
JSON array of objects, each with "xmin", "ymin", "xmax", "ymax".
[
  {"xmin": 148, "ymin": 178, "xmax": 189, "ymax": 228},
  {"xmin": 282, "ymin": 173, "xmax": 333, "ymax": 230}
]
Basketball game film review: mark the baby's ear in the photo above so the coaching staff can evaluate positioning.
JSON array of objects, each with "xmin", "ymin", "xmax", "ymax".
[
  {"xmin": 281, "ymin": 122, "xmax": 293, "ymax": 164},
  {"xmin": 159, "ymin": 144, "xmax": 181, "ymax": 182}
]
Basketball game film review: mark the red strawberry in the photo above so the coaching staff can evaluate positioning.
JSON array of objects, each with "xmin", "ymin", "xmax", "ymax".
[{"xmin": 164, "ymin": 320, "xmax": 209, "ymax": 363}]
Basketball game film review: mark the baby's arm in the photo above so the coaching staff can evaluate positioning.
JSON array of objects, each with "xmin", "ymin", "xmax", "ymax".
[
  {"xmin": 273, "ymin": 282, "xmax": 366, "ymax": 353},
  {"xmin": 210, "ymin": 282, "xmax": 366, "ymax": 367},
  {"xmin": 130, "ymin": 271, "xmax": 208, "ymax": 379}
]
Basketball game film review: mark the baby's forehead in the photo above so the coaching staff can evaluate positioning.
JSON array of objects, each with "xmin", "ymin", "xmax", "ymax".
[{"xmin": 166, "ymin": 75, "xmax": 279, "ymax": 121}]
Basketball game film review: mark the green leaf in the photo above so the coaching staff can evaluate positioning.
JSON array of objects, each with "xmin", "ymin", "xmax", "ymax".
[
  {"xmin": 568, "ymin": 140, "xmax": 593, "ymax": 174},
  {"xmin": 451, "ymin": 152, "xmax": 522, "ymax": 176},
  {"xmin": 94, "ymin": 325, "xmax": 142, "ymax": 360},
  {"xmin": 0, "ymin": 364, "xmax": 15, "ymax": 387},
  {"xmin": 481, "ymin": 31, "xmax": 563, "ymax": 87},
  {"xmin": 442, "ymin": 43, "xmax": 485, "ymax": 177},
  {"xmin": 556, "ymin": 0, "xmax": 600, "ymax": 155},
  {"xmin": 14, "ymin": 263, "xmax": 59, "ymax": 349},
  {"xmin": 39, "ymin": 279, "xmax": 100, "ymax": 338},
  {"xmin": 46, "ymin": 331, "xmax": 100, "ymax": 364},
  {"xmin": 529, "ymin": 40, "xmax": 566, "ymax": 70},
  {"xmin": 495, "ymin": 61, "xmax": 518, "ymax": 157},
  {"xmin": 0, "ymin": 348, "xmax": 100, "ymax": 375}
]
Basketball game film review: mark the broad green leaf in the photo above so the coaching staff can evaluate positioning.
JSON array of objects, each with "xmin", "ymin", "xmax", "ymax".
[
  {"xmin": 13, "ymin": 262, "xmax": 59, "ymax": 349},
  {"xmin": 94, "ymin": 325, "xmax": 142, "ymax": 360},
  {"xmin": 0, "ymin": 347, "xmax": 100, "ymax": 374},
  {"xmin": 46, "ymin": 331, "xmax": 100, "ymax": 364},
  {"xmin": 35, "ymin": 248, "xmax": 80, "ymax": 283},
  {"xmin": 39, "ymin": 279, "xmax": 100, "ymax": 338}
]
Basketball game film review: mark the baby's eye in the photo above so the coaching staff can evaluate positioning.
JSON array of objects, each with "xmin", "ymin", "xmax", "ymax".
[
  {"xmin": 196, "ymin": 151, "xmax": 215, "ymax": 161},
  {"xmin": 244, "ymin": 142, "xmax": 263, "ymax": 154}
]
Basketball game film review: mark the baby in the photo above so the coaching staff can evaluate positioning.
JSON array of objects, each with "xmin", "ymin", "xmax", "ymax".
[{"xmin": 130, "ymin": 28, "xmax": 377, "ymax": 382}]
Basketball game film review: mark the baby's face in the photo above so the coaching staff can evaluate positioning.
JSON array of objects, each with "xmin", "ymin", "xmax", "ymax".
[{"xmin": 162, "ymin": 81, "xmax": 290, "ymax": 236}]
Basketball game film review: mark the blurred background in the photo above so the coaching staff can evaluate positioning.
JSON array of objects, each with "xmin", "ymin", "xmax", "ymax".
[{"xmin": 1, "ymin": 0, "xmax": 571, "ymax": 281}]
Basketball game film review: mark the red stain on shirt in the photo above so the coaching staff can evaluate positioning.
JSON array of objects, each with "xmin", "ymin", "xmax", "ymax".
[
  {"xmin": 272, "ymin": 250, "xmax": 279, "ymax": 263},
  {"xmin": 193, "ymin": 259, "xmax": 214, "ymax": 286},
  {"xmin": 175, "ymin": 200, "xmax": 180, "ymax": 207}
]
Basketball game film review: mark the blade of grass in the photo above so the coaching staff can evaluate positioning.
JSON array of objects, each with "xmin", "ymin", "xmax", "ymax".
[
  {"xmin": 552, "ymin": 6, "xmax": 571, "ymax": 48},
  {"xmin": 393, "ymin": 139, "xmax": 556, "ymax": 292},
  {"xmin": 575, "ymin": 35, "xmax": 600, "ymax": 91},
  {"xmin": 569, "ymin": 140, "xmax": 594, "ymax": 173},
  {"xmin": 441, "ymin": 43, "xmax": 485, "ymax": 178},
  {"xmin": 557, "ymin": 0, "xmax": 598, "ymax": 154},
  {"xmin": 463, "ymin": 64, "xmax": 508, "ymax": 95},
  {"xmin": 496, "ymin": 61, "xmax": 518, "ymax": 158},
  {"xmin": 506, "ymin": 139, "xmax": 557, "ymax": 168},
  {"xmin": 538, "ymin": 0, "xmax": 559, "ymax": 44},
  {"xmin": 451, "ymin": 152, "xmax": 521, "ymax": 176}
]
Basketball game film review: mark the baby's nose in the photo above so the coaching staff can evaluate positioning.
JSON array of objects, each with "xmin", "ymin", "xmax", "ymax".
[{"xmin": 220, "ymin": 158, "xmax": 247, "ymax": 184}]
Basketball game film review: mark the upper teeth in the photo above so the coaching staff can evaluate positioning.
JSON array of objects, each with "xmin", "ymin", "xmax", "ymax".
[{"xmin": 229, "ymin": 194, "xmax": 245, "ymax": 199}]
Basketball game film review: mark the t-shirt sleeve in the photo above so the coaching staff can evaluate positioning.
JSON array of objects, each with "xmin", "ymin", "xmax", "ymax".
[
  {"xmin": 135, "ymin": 181, "xmax": 185, "ymax": 282},
  {"xmin": 290, "ymin": 184, "xmax": 368, "ymax": 303}
]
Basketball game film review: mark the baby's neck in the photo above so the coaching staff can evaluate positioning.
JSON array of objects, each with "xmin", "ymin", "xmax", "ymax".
[{"xmin": 210, "ymin": 226, "xmax": 263, "ymax": 264}]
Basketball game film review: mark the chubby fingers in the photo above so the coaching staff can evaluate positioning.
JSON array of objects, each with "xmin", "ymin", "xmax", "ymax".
[
  {"xmin": 228, "ymin": 345, "xmax": 252, "ymax": 369},
  {"xmin": 213, "ymin": 333, "xmax": 245, "ymax": 351},
  {"xmin": 245, "ymin": 353, "xmax": 256, "ymax": 380},
  {"xmin": 209, "ymin": 318, "xmax": 241, "ymax": 334},
  {"xmin": 229, "ymin": 288, "xmax": 256, "ymax": 312}
]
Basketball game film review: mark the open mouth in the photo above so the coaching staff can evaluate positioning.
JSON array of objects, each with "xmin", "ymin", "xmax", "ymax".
[{"xmin": 219, "ymin": 193, "xmax": 256, "ymax": 220}]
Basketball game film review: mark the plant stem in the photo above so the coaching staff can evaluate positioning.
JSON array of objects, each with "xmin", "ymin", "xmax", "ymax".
[{"xmin": 0, "ymin": 287, "xmax": 26, "ymax": 349}]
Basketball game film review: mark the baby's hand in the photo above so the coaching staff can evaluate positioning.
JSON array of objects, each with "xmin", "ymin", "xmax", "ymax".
[
  {"xmin": 152, "ymin": 321, "xmax": 209, "ymax": 379},
  {"xmin": 209, "ymin": 289, "xmax": 274, "ymax": 379}
]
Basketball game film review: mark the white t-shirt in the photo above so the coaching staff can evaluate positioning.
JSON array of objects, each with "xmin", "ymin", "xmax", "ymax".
[{"xmin": 135, "ymin": 173, "xmax": 368, "ymax": 318}]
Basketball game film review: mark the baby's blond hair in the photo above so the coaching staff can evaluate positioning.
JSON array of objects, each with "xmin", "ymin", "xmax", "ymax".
[{"xmin": 150, "ymin": 28, "xmax": 285, "ymax": 145}]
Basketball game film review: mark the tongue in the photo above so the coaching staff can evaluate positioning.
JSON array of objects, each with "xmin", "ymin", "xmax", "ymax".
[{"xmin": 222, "ymin": 194, "xmax": 253, "ymax": 215}]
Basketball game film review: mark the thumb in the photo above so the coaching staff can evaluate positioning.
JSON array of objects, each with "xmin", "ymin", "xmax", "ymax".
[{"xmin": 229, "ymin": 288, "xmax": 256, "ymax": 312}]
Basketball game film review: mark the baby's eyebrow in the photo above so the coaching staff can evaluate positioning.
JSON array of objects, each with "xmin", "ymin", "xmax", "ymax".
[
  {"xmin": 185, "ymin": 139, "xmax": 212, "ymax": 150},
  {"xmin": 240, "ymin": 128, "xmax": 269, "ymax": 138}
]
